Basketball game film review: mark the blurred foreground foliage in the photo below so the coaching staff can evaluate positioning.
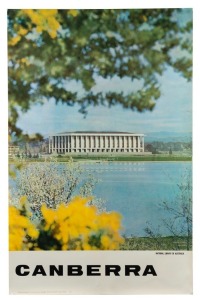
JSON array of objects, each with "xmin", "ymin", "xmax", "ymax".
[
  {"xmin": 9, "ymin": 196, "xmax": 124, "ymax": 251},
  {"xmin": 8, "ymin": 9, "xmax": 192, "ymax": 139}
]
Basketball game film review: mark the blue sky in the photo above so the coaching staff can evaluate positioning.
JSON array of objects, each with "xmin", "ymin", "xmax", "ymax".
[
  {"xmin": 16, "ymin": 9, "xmax": 192, "ymax": 136},
  {"xmin": 17, "ymin": 66, "xmax": 192, "ymax": 136}
]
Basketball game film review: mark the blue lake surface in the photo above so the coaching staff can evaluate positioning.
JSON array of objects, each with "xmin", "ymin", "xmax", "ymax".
[
  {"xmin": 10, "ymin": 161, "xmax": 192, "ymax": 237},
  {"xmin": 80, "ymin": 161, "xmax": 192, "ymax": 237}
]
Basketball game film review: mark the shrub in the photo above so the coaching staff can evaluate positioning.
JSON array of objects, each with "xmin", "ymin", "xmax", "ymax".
[
  {"xmin": 10, "ymin": 157, "xmax": 104, "ymax": 218},
  {"xmin": 9, "ymin": 196, "xmax": 39, "ymax": 250},
  {"xmin": 9, "ymin": 196, "xmax": 124, "ymax": 251}
]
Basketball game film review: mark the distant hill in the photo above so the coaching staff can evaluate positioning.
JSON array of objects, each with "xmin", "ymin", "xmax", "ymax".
[{"xmin": 144, "ymin": 131, "xmax": 192, "ymax": 143}]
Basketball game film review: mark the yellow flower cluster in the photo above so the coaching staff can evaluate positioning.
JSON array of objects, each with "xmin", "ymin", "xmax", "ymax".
[
  {"xmin": 22, "ymin": 9, "xmax": 60, "ymax": 39},
  {"xmin": 9, "ymin": 196, "xmax": 124, "ymax": 251},
  {"xmin": 9, "ymin": 197, "xmax": 39, "ymax": 251},
  {"xmin": 20, "ymin": 57, "xmax": 30, "ymax": 66},
  {"xmin": 41, "ymin": 196, "xmax": 124, "ymax": 250},
  {"xmin": 68, "ymin": 10, "xmax": 79, "ymax": 17},
  {"xmin": 9, "ymin": 35, "xmax": 21, "ymax": 46},
  {"xmin": 9, "ymin": 9, "xmax": 79, "ymax": 46}
]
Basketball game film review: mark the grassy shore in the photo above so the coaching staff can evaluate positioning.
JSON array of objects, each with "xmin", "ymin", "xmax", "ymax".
[
  {"xmin": 69, "ymin": 155, "xmax": 192, "ymax": 162},
  {"xmin": 120, "ymin": 236, "xmax": 192, "ymax": 251},
  {"xmin": 10, "ymin": 154, "xmax": 192, "ymax": 163}
]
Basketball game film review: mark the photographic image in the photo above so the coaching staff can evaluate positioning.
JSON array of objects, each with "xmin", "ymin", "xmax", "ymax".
[{"xmin": 8, "ymin": 8, "xmax": 192, "ymax": 294}]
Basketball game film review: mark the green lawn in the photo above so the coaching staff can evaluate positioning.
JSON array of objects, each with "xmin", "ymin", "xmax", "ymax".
[
  {"xmin": 120, "ymin": 236, "xmax": 192, "ymax": 251},
  {"xmin": 10, "ymin": 155, "xmax": 192, "ymax": 163},
  {"xmin": 57, "ymin": 155, "xmax": 192, "ymax": 162}
]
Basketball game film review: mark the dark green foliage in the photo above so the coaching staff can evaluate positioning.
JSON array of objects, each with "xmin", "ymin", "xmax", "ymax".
[{"xmin": 8, "ymin": 9, "xmax": 192, "ymax": 138}]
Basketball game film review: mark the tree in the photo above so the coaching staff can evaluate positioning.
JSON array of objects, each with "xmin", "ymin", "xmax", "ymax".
[
  {"xmin": 10, "ymin": 157, "xmax": 103, "ymax": 218},
  {"xmin": 8, "ymin": 9, "xmax": 192, "ymax": 138},
  {"xmin": 145, "ymin": 168, "xmax": 192, "ymax": 250},
  {"xmin": 145, "ymin": 143, "xmax": 154, "ymax": 153}
]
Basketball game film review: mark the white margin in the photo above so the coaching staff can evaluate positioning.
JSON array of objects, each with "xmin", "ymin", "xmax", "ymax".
[{"xmin": 1, "ymin": 1, "xmax": 199, "ymax": 299}]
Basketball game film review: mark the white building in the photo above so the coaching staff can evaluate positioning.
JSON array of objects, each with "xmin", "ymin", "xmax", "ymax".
[{"xmin": 49, "ymin": 131, "xmax": 144, "ymax": 154}]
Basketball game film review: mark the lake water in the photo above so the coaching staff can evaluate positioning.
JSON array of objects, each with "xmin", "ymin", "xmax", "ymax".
[
  {"xmin": 80, "ymin": 161, "xmax": 192, "ymax": 237},
  {"xmin": 10, "ymin": 161, "xmax": 192, "ymax": 237}
]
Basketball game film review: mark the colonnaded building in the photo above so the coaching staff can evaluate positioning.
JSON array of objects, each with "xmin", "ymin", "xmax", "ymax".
[{"xmin": 49, "ymin": 131, "xmax": 144, "ymax": 154}]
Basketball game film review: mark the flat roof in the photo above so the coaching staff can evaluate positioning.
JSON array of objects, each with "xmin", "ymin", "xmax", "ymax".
[{"xmin": 58, "ymin": 131, "xmax": 137, "ymax": 134}]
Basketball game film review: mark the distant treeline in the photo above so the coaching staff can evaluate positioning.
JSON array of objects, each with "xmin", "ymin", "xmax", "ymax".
[{"xmin": 145, "ymin": 141, "xmax": 192, "ymax": 153}]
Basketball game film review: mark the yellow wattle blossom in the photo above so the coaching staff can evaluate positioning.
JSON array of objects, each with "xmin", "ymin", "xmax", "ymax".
[
  {"xmin": 40, "ymin": 196, "xmax": 124, "ymax": 250},
  {"xmin": 17, "ymin": 26, "xmax": 28, "ymax": 36},
  {"xmin": 9, "ymin": 196, "xmax": 124, "ymax": 251},
  {"xmin": 68, "ymin": 9, "xmax": 79, "ymax": 17},
  {"xmin": 20, "ymin": 58, "xmax": 30, "ymax": 66},
  {"xmin": 9, "ymin": 205, "xmax": 39, "ymax": 251},
  {"xmin": 41, "ymin": 205, "xmax": 56, "ymax": 228},
  {"xmin": 9, "ymin": 8, "xmax": 81, "ymax": 47},
  {"xmin": 9, "ymin": 9, "xmax": 61, "ymax": 46},
  {"xmin": 23, "ymin": 9, "xmax": 60, "ymax": 39},
  {"xmin": 9, "ymin": 35, "xmax": 21, "ymax": 46},
  {"xmin": 9, "ymin": 8, "xmax": 80, "ymax": 47},
  {"xmin": 19, "ymin": 195, "xmax": 27, "ymax": 206},
  {"xmin": 101, "ymin": 235, "xmax": 110, "ymax": 248},
  {"xmin": 39, "ymin": 10, "xmax": 58, "ymax": 17}
]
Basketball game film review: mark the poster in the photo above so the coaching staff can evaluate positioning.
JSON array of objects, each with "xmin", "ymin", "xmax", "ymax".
[{"xmin": 7, "ymin": 4, "xmax": 193, "ymax": 295}]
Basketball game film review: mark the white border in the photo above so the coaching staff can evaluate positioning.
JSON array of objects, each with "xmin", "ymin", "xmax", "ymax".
[
  {"xmin": 2, "ymin": 0, "xmax": 197, "ymax": 9},
  {"xmin": 1, "ymin": 1, "xmax": 200, "ymax": 299}
]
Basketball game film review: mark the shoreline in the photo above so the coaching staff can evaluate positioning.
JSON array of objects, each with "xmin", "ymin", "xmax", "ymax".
[{"xmin": 9, "ymin": 157, "xmax": 192, "ymax": 164}]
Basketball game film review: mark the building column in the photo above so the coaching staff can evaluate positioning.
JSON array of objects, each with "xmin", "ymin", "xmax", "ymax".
[
  {"xmin": 118, "ymin": 136, "xmax": 122, "ymax": 150},
  {"xmin": 115, "ymin": 136, "xmax": 118, "ymax": 151},
  {"xmin": 51, "ymin": 136, "xmax": 53, "ymax": 153},
  {"xmin": 70, "ymin": 136, "xmax": 74, "ymax": 152},
  {"xmin": 53, "ymin": 136, "xmax": 57, "ymax": 151},
  {"xmin": 122, "ymin": 136, "xmax": 124, "ymax": 151},
  {"xmin": 61, "ymin": 136, "xmax": 63, "ymax": 152},
  {"xmin": 104, "ymin": 136, "xmax": 107, "ymax": 150},
  {"xmin": 89, "ymin": 136, "xmax": 92, "ymax": 151},
  {"xmin": 110, "ymin": 136, "xmax": 112, "ymax": 149},
  {"xmin": 116, "ymin": 136, "xmax": 118, "ymax": 151},
  {"xmin": 85, "ymin": 136, "xmax": 88, "ymax": 151},
  {"xmin": 80, "ymin": 136, "xmax": 83, "ymax": 152},
  {"xmin": 82, "ymin": 136, "xmax": 84, "ymax": 151},
  {"xmin": 58, "ymin": 136, "xmax": 60, "ymax": 153},
  {"xmin": 75, "ymin": 135, "xmax": 78, "ymax": 151},
  {"xmin": 108, "ymin": 136, "xmax": 110, "ymax": 151},
  {"xmin": 55, "ymin": 136, "xmax": 57, "ymax": 152},
  {"xmin": 99, "ymin": 136, "xmax": 103, "ymax": 151},
  {"xmin": 72, "ymin": 135, "xmax": 74, "ymax": 152},
  {"xmin": 94, "ymin": 135, "xmax": 98, "ymax": 151},
  {"xmin": 65, "ymin": 136, "xmax": 68, "ymax": 153},
  {"xmin": 57, "ymin": 136, "xmax": 59, "ymax": 152},
  {"xmin": 128, "ymin": 136, "xmax": 131, "ymax": 151},
  {"xmin": 91, "ymin": 136, "xmax": 94, "ymax": 150},
  {"xmin": 131, "ymin": 136, "xmax": 133, "ymax": 150},
  {"xmin": 76, "ymin": 136, "xmax": 79, "ymax": 152},
  {"xmin": 133, "ymin": 136, "xmax": 136, "ymax": 152},
  {"xmin": 97, "ymin": 136, "xmax": 99, "ymax": 151},
  {"xmin": 137, "ymin": 136, "xmax": 140, "ymax": 151},
  {"xmin": 124, "ymin": 136, "xmax": 127, "ymax": 151},
  {"xmin": 74, "ymin": 136, "xmax": 76, "ymax": 152}
]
